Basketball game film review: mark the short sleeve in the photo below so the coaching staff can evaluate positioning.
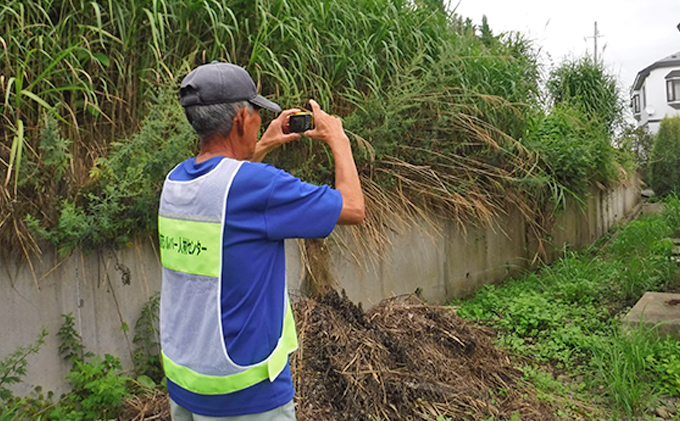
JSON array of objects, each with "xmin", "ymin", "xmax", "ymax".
[{"xmin": 265, "ymin": 170, "xmax": 343, "ymax": 240}]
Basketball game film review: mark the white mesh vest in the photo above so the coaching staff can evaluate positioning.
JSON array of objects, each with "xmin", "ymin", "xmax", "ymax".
[{"xmin": 158, "ymin": 158, "xmax": 298, "ymax": 395}]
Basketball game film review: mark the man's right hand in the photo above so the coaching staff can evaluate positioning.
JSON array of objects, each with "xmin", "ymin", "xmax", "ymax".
[
  {"xmin": 304, "ymin": 99, "xmax": 349, "ymax": 147},
  {"xmin": 304, "ymin": 99, "xmax": 365, "ymax": 225}
]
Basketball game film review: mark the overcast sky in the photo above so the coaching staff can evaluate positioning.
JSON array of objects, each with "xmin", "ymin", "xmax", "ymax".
[{"xmin": 452, "ymin": 0, "xmax": 680, "ymax": 95}]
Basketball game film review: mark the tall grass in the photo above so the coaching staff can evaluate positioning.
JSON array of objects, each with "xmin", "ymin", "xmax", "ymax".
[
  {"xmin": 547, "ymin": 56, "xmax": 624, "ymax": 134},
  {"xmin": 0, "ymin": 0, "xmax": 548, "ymax": 255},
  {"xmin": 0, "ymin": 0, "xmax": 631, "ymax": 259},
  {"xmin": 590, "ymin": 325, "xmax": 663, "ymax": 419}
]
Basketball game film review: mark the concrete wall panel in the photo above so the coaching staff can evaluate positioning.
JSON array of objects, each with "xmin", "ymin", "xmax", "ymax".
[{"xmin": 379, "ymin": 220, "xmax": 446, "ymax": 303}]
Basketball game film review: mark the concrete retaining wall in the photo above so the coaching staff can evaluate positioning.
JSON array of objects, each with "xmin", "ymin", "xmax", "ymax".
[{"xmin": 0, "ymin": 180, "xmax": 641, "ymax": 396}]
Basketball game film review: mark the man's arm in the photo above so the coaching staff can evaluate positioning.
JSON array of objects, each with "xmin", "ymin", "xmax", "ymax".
[
  {"xmin": 251, "ymin": 108, "xmax": 301, "ymax": 163},
  {"xmin": 304, "ymin": 100, "xmax": 365, "ymax": 225}
]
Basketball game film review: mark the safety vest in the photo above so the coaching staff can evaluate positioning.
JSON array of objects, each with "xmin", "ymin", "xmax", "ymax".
[{"xmin": 157, "ymin": 158, "xmax": 298, "ymax": 395}]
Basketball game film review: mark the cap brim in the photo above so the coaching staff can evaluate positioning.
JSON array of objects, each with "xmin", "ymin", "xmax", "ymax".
[{"xmin": 250, "ymin": 95, "xmax": 281, "ymax": 113}]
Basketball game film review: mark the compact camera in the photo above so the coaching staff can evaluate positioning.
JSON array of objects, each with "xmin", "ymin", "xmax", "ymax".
[{"xmin": 288, "ymin": 112, "xmax": 314, "ymax": 133}]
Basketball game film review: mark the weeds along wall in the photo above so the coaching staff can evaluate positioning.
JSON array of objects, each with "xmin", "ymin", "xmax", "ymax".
[{"xmin": 0, "ymin": 179, "xmax": 640, "ymax": 397}]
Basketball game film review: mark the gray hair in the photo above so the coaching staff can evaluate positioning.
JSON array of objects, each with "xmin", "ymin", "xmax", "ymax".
[{"xmin": 184, "ymin": 101, "xmax": 254, "ymax": 147}]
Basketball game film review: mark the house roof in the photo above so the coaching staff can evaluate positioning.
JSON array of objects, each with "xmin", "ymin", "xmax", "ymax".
[{"xmin": 632, "ymin": 51, "xmax": 680, "ymax": 91}]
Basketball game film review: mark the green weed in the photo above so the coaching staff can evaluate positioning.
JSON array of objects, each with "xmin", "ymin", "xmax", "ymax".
[
  {"xmin": 590, "ymin": 325, "xmax": 666, "ymax": 419},
  {"xmin": 50, "ymin": 313, "xmax": 129, "ymax": 420},
  {"xmin": 132, "ymin": 292, "xmax": 162, "ymax": 384},
  {"xmin": 647, "ymin": 339, "xmax": 680, "ymax": 396},
  {"xmin": 457, "ymin": 206, "xmax": 680, "ymax": 418},
  {"xmin": 0, "ymin": 328, "xmax": 48, "ymax": 403},
  {"xmin": 0, "ymin": 306, "xmax": 165, "ymax": 420},
  {"xmin": 51, "ymin": 354, "xmax": 129, "ymax": 421}
]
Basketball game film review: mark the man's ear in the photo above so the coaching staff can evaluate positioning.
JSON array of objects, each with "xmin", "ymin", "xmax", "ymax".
[{"xmin": 233, "ymin": 108, "xmax": 247, "ymax": 136}]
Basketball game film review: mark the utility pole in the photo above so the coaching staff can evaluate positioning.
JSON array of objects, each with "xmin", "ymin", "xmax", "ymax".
[{"xmin": 587, "ymin": 21, "xmax": 604, "ymax": 63}]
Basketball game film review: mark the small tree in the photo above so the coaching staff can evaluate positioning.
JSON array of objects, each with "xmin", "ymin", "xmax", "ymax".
[
  {"xmin": 617, "ymin": 125, "xmax": 654, "ymax": 182},
  {"xmin": 650, "ymin": 116, "xmax": 680, "ymax": 196}
]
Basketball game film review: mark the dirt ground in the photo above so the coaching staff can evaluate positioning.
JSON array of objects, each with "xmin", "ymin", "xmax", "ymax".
[{"xmin": 121, "ymin": 291, "xmax": 557, "ymax": 421}]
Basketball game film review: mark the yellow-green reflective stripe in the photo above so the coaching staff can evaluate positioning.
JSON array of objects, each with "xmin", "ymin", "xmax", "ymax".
[
  {"xmin": 158, "ymin": 216, "xmax": 221, "ymax": 278},
  {"xmin": 267, "ymin": 302, "xmax": 298, "ymax": 381},
  {"xmin": 162, "ymin": 351, "xmax": 269, "ymax": 395},
  {"xmin": 163, "ymin": 303, "xmax": 299, "ymax": 395}
]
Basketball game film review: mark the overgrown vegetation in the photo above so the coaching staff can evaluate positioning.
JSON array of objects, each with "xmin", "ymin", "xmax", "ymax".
[
  {"xmin": 522, "ymin": 104, "xmax": 624, "ymax": 195},
  {"xmin": 1, "ymin": 0, "xmax": 633, "ymax": 261},
  {"xmin": 650, "ymin": 116, "xmax": 680, "ymax": 197},
  {"xmin": 0, "ymin": 329, "xmax": 53, "ymax": 421},
  {"xmin": 49, "ymin": 313, "xmax": 130, "ymax": 421},
  {"xmin": 0, "ymin": 0, "xmax": 645, "ymax": 418},
  {"xmin": 457, "ymin": 196, "xmax": 680, "ymax": 419},
  {"xmin": 617, "ymin": 124, "xmax": 655, "ymax": 182},
  {"xmin": 546, "ymin": 56, "xmax": 624, "ymax": 134},
  {"xmin": 0, "ymin": 297, "xmax": 163, "ymax": 420}
]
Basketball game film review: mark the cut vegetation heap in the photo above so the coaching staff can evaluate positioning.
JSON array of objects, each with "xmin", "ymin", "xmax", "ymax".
[{"xmin": 290, "ymin": 291, "xmax": 556, "ymax": 421}]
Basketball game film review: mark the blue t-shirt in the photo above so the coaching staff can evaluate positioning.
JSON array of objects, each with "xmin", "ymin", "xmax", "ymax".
[{"xmin": 165, "ymin": 156, "xmax": 342, "ymax": 416}]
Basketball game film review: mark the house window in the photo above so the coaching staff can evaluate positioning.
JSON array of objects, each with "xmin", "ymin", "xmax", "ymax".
[
  {"xmin": 665, "ymin": 70, "xmax": 680, "ymax": 103},
  {"xmin": 632, "ymin": 94, "xmax": 640, "ymax": 114},
  {"xmin": 667, "ymin": 79, "xmax": 680, "ymax": 102},
  {"xmin": 642, "ymin": 86, "xmax": 646, "ymax": 109}
]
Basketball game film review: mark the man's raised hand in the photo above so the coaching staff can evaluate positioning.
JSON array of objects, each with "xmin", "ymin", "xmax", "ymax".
[
  {"xmin": 252, "ymin": 108, "xmax": 302, "ymax": 162},
  {"xmin": 303, "ymin": 99, "xmax": 348, "ymax": 147}
]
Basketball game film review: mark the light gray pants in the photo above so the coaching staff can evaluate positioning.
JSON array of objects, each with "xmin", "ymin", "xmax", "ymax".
[{"xmin": 170, "ymin": 397, "xmax": 297, "ymax": 421}]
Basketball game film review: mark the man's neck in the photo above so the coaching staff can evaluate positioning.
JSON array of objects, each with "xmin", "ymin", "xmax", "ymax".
[{"xmin": 196, "ymin": 136, "xmax": 247, "ymax": 163}]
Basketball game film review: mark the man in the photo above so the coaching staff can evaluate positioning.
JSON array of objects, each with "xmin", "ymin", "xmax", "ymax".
[{"xmin": 157, "ymin": 61, "xmax": 364, "ymax": 421}]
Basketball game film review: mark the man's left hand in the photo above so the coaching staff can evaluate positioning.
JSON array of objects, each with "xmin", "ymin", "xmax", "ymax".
[{"xmin": 252, "ymin": 109, "xmax": 302, "ymax": 162}]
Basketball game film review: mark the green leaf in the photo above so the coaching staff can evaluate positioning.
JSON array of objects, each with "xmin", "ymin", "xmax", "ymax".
[
  {"xmin": 136, "ymin": 374, "xmax": 156, "ymax": 389},
  {"xmin": 93, "ymin": 52, "xmax": 110, "ymax": 67}
]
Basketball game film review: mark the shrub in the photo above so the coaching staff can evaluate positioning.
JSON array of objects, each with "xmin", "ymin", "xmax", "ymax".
[
  {"xmin": 49, "ymin": 355, "xmax": 129, "ymax": 421},
  {"xmin": 27, "ymin": 90, "xmax": 196, "ymax": 255},
  {"xmin": 522, "ymin": 104, "xmax": 624, "ymax": 193},
  {"xmin": 650, "ymin": 116, "xmax": 680, "ymax": 197},
  {"xmin": 547, "ymin": 56, "xmax": 624, "ymax": 134},
  {"xmin": 617, "ymin": 124, "xmax": 654, "ymax": 182},
  {"xmin": 49, "ymin": 313, "xmax": 130, "ymax": 420}
]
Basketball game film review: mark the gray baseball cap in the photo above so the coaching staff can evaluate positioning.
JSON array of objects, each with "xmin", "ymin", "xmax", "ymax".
[{"xmin": 179, "ymin": 61, "xmax": 281, "ymax": 112}]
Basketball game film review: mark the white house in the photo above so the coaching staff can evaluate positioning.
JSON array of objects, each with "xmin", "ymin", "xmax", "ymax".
[{"xmin": 631, "ymin": 51, "xmax": 680, "ymax": 134}]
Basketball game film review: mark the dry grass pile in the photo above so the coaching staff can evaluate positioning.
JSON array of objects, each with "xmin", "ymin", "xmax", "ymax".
[
  {"xmin": 119, "ymin": 389, "xmax": 170, "ymax": 421},
  {"xmin": 119, "ymin": 291, "xmax": 556, "ymax": 420},
  {"xmin": 292, "ymin": 291, "xmax": 556, "ymax": 421}
]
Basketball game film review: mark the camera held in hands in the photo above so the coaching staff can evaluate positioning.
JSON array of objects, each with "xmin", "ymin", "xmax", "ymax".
[{"xmin": 289, "ymin": 112, "xmax": 314, "ymax": 133}]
